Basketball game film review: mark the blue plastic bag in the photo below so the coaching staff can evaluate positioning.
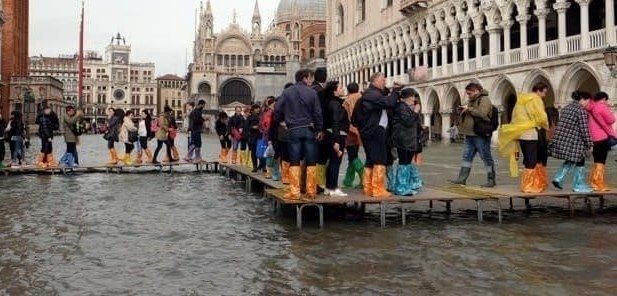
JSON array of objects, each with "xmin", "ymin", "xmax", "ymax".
[
  {"xmin": 60, "ymin": 153, "xmax": 76, "ymax": 168},
  {"xmin": 256, "ymin": 139, "xmax": 268, "ymax": 159}
]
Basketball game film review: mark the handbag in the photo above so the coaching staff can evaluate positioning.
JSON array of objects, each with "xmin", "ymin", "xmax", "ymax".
[
  {"xmin": 168, "ymin": 128, "xmax": 178, "ymax": 140},
  {"xmin": 256, "ymin": 138, "xmax": 268, "ymax": 159}
]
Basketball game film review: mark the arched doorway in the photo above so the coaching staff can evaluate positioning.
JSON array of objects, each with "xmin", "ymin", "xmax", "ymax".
[
  {"xmin": 447, "ymin": 88, "xmax": 462, "ymax": 126},
  {"xmin": 197, "ymin": 82, "xmax": 212, "ymax": 107},
  {"xmin": 428, "ymin": 91, "xmax": 441, "ymax": 142},
  {"xmin": 494, "ymin": 79, "xmax": 517, "ymax": 124},
  {"xmin": 560, "ymin": 67, "xmax": 600, "ymax": 105},
  {"xmin": 219, "ymin": 79, "xmax": 252, "ymax": 107}
]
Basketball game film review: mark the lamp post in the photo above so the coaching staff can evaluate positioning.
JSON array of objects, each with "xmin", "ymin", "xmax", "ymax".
[{"xmin": 603, "ymin": 46, "xmax": 617, "ymax": 78}]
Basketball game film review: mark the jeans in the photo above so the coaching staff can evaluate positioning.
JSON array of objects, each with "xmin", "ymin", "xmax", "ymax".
[
  {"xmin": 326, "ymin": 134, "xmax": 345, "ymax": 190},
  {"xmin": 462, "ymin": 136, "xmax": 494, "ymax": 171},
  {"xmin": 287, "ymin": 127, "xmax": 318, "ymax": 166},
  {"xmin": 519, "ymin": 140, "xmax": 538, "ymax": 169},
  {"xmin": 191, "ymin": 131, "xmax": 202, "ymax": 148},
  {"xmin": 153, "ymin": 139, "xmax": 172, "ymax": 161},
  {"xmin": 66, "ymin": 142, "xmax": 79, "ymax": 165},
  {"xmin": 361, "ymin": 127, "xmax": 387, "ymax": 167},
  {"xmin": 232, "ymin": 138, "xmax": 241, "ymax": 151},
  {"xmin": 10, "ymin": 136, "xmax": 24, "ymax": 162}
]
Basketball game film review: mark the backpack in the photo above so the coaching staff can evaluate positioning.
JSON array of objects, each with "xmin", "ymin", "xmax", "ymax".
[
  {"xmin": 72, "ymin": 119, "xmax": 87, "ymax": 136},
  {"xmin": 351, "ymin": 98, "xmax": 366, "ymax": 130},
  {"xmin": 150, "ymin": 118, "xmax": 159, "ymax": 133},
  {"xmin": 473, "ymin": 98, "xmax": 499, "ymax": 137}
]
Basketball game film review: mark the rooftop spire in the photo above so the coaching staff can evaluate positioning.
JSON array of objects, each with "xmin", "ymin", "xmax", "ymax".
[
  {"xmin": 205, "ymin": 0, "xmax": 212, "ymax": 16},
  {"xmin": 253, "ymin": 0, "xmax": 261, "ymax": 19},
  {"xmin": 233, "ymin": 9, "xmax": 237, "ymax": 24}
]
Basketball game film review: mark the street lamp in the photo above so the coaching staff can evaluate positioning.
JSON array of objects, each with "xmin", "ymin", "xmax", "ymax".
[{"xmin": 603, "ymin": 46, "xmax": 617, "ymax": 78}]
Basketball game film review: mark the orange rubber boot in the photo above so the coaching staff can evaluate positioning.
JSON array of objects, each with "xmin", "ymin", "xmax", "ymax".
[
  {"xmin": 362, "ymin": 167, "xmax": 373, "ymax": 196},
  {"xmin": 284, "ymin": 166, "xmax": 301, "ymax": 200},
  {"xmin": 371, "ymin": 165, "xmax": 391, "ymax": 198},
  {"xmin": 305, "ymin": 166, "xmax": 317, "ymax": 199}
]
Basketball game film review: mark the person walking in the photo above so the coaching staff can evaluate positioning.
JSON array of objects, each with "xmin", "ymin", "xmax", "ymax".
[
  {"xmin": 5, "ymin": 111, "xmax": 26, "ymax": 167},
  {"xmin": 185, "ymin": 100, "xmax": 206, "ymax": 163},
  {"xmin": 62, "ymin": 106, "xmax": 84, "ymax": 167},
  {"xmin": 498, "ymin": 91, "xmax": 549, "ymax": 193},
  {"xmin": 240, "ymin": 106, "xmax": 252, "ymax": 169},
  {"xmin": 35, "ymin": 103, "xmax": 59, "ymax": 168},
  {"xmin": 274, "ymin": 69, "xmax": 324, "ymax": 200},
  {"xmin": 184, "ymin": 102, "xmax": 195, "ymax": 159},
  {"xmin": 342, "ymin": 82, "xmax": 364, "ymax": 188},
  {"xmin": 216, "ymin": 111, "xmax": 232, "ymax": 164},
  {"xmin": 323, "ymin": 81, "xmax": 350, "ymax": 197},
  {"xmin": 246, "ymin": 104, "xmax": 262, "ymax": 172},
  {"xmin": 391, "ymin": 88, "xmax": 424, "ymax": 196},
  {"xmin": 229, "ymin": 106, "xmax": 245, "ymax": 164},
  {"xmin": 312, "ymin": 68, "xmax": 329, "ymax": 191},
  {"xmin": 447, "ymin": 124, "xmax": 459, "ymax": 143},
  {"xmin": 353, "ymin": 72, "xmax": 399, "ymax": 198},
  {"xmin": 275, "ymin": 83, "xmax": 294, "ymax": 184},
  {"xmin": 104, "ymin": 108, "xmax": 121, "ymax": 165},
  {"xmin": 152, "ymin": 110, "xmax": 173, "ymax": 164},
  {"xmin": 260, "ymin": 97, "xmax": 276, "ymax": 178},
  {"xmin": 119, "ymin": 110, "xmax": 138, "ymax": 165},
  {"xmin": 163, "ymin": 106, "xmax": 180, "ymax": 162},
  {"xmin": 586, "ymin": 91, "xmax": 615, "ymax": 191},
  {"xmin": 449, "ymin": 83, "xmax": 497, "ymax": 187},
  {"xmin": 136, "ymin": 110, "xmax": 154, "ymax": 164},
  {"xmin": 548, "ymin": 91, "xmax": 594, "ymax": 192}
]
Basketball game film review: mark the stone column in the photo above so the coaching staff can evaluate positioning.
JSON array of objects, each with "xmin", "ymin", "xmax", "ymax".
[
  {"xmin": 423, "ymin": 113, "xmax": 432, "ymax": 142},
  {"xmin": 535, "ymin": 8, "xmax": 548, "ymax": 57},
  {"xmin": 423, "ymin": 48, "xmax": 429, "ymax": 67},
  {"xmin": 414, "ymin": 51, "xmax": 420, "ymax": 68},
  {"xmin": 407, "ymin": 55, "xmax": 412, "ymax": 71},
  {"xmin": 462, "ymin": 33, "xmax": 470, "ymax": 71},
  {"xmin": 608, "ymin": 0, "xmax": 616, "ymax": 44},
  {"xmin": 451, "ymin": 38, "xmax": 459, "ymax": 73},
  {"xmin": 431, "ymin": 46, "xmax": 438, "ymax": 77},
  {"xmin": 501, "ymin": 20, "xmax": 512, "ymax": 64},
  {"xmin": 554, "ymin": 0, "xmax": 571, "ymax": 54},
  {"xmin": 517, "ymin": 14, "xmax": 530, "ymax": 61},
  {"xmin": 386, "ymin": 61, "xmax": 392, "ymax": 77},
  {"xmin": 487, "ymin": 24, "xmax": 501, "ymax": 66},
  {"xmin": 441, "ymin": 113, "xmax": 452, "ymax": 143},
  {"xmin": 440, "ymin": 40, "xmax": 448, "ymax": 75},
  {"xmin": 577, "ymin": 0, "xmax": 591, "ymax": 49},
  {"xmin": 473, "ymin": 30, "xmax": 483, "ymax": 68}
]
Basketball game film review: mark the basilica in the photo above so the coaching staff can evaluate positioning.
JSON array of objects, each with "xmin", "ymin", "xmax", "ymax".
[{"xmin": 187, "ymin": 0, "xmax": 327, "ymax": 113}]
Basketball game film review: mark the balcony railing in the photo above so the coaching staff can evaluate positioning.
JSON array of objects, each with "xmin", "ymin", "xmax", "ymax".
[
  {"xmin": 589, "ymin": 29, "xmax": 607, "ymax": 49},
  {"xmin": 527, "ymin": 44, "xmax": 540, "ymax": 60},
  {"xmin": 510, "ymin": 49, "xmax": 521, "ymax": 63},
  {"xmin": 546, "ymin": 40, "xmax": 559, "ymax": 57},
  {"xmin": 566, "ymin": 35, "xmax": 581, "ymax": 53}
]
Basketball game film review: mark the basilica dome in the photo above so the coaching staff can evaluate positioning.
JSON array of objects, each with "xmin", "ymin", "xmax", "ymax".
[{"xmin": 275, "ymin": 0, "xmax": 326, "ymax": 23}]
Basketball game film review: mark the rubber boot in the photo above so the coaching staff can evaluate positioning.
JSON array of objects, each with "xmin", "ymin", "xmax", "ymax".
[
  {"xmin": 281, "ymin": 161, "xmax": 290, "ymax": 184},
  {"xmin": 123, "ymin": 153, "xmax": 134, "ymax": 166},
  {"xmin": 342, "ymin": 163, "xmax": 356, "ymax": 188},
  {"xmin": 590, "ymin": 163, "xmax": 610, "ymax": 191},
  {"xmin": 362, "ymin": 167, "xmax": 373, "ymax": 196},
  {"xmin": 218, "ymin": 148, "xmax": 226, "ymax": 163},
  {"xmin": 394, "ymin": 165, "xmax": 416, "ymax": 196},
  {"xmin": 264, "ymin": 157, "xmax": 273, "ymax": 179},
  {"xmin": 237, "ymin": 150, "xmax": 244, "ymax": 166},
  {"xmin": 552, "ymin": 162, "xmax": 574, "ymax": 189},
  {"xmin": 231, "ymin": 150, "xmax": 238, "ymax": 164},
  {"xmin": 284, "ymin": 166, "xmax": 301, "ymax": 200},
  {"xmin": 36, "ymin": 152, "xmax": 47, "ymax": 168},
  {"xmin": 572, "ymin": 166, "xmax": 593, "ymax": 193},
  {"xmin": 46, "ymin": 154, "xmax": 58, "ymax": 168},
  {"xmin": 144, "ymin": 148, "xmax": 153, "ymax": 163},
  {"xmin": 271, "ymin": 160, "xmax": 281, "ymax": 181},
  {"xmin": 316, "ymin": 164, "xmax": 327, "ymax": 190},
  {"xmin": 352, "ymin": 158, "xmax": 364, "ymax": 188},
  {"xmin": 387, "ymin": 165, "xmax": 396, "ymax": 192},
  {"xmin": 107, "ymin": 149, "xmax": 118, "ymax": 165},
  {"xmin": 245, "ymin": 150, "xmax": 253, "ymax": 170},
  {"xmin": 536, "ymin": 164, "xmax": 549, "ymax": 191},
  {"xmin": 306, "ymin": 166, "xmax": 318, "ymax": 199},
  {"xmin": 409, "ymin": 163, "xmax": 424, "ymax": 191},
  {"xmin": 371, "ymin": 165, "xmax": 391, "ymax": 198},
  {"xmin": 171, "ymin": 146, "xmax": 180, "ymax": 161},
  {"xmin": 520, "ymin": 169, "xmax": 542, "ymax": 193},
  {"xmin": 135, "ymin": 151, "xmax": 143, "ymax": 165},
  {"xmin": 449, "ymin": 167, "xmax": 471, "ymax": 185},
  {"xmin": 481, "ymin": 166, "xmax": 496, "ymax": 188}
]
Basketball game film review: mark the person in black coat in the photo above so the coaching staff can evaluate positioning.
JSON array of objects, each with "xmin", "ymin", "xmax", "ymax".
[
  {"xmin": 215, "ymin": 111, "xmax": 231, "ymax": 163},
  {"xmin": 229, "ymin": 106, "xmax": 245, "ymax": 164},
  {"xmin": 245, "ymin": 104, "xmax": 262, "ymax": 172},
  {"xmin": 322, "ymin": 81, "xmax": 350, "ymax": 197},
  {"xmin": 35, "ymin": 103, "xmax": 59, "ymax": 168},
  {"xmin": 391, "ymin": 88, "xmax": 424, "ymax": 196}
]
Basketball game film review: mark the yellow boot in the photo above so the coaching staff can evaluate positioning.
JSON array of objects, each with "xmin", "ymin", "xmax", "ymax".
[
  {"xmin": 305, "ymin": 165, "xmax": 318, "ymax": 199},
  {"xmin": 107, "ymin": 149, "xmax": 118, "ymax": 165},
  {"xmin": 135, "ymin": 151, "xmax": 143, "ymax": 165},
  {"xmin": 238, "ymin": 150, "xmax": 245, "ymax": 166},
  {"xmin": 171, "ymin": 146, "xmax": 180, "ymax": 161},
  {"xmin": 362, "ymin": 167, "xmax": 373, "ymax": 196},
  {"xmin": 123, "ymin": 153, "xmax": 134, "ymax": 166},
  {"xmin": 284, "ymin": 166, "xmax": 301, "ymax": 200},
  {"xmin": 316, "ymin": 164, "xmax": 327, "ymax": 189},
  {"xmin": 371, "ymin": 165, "xmax": 391, "ymax": 198},
  {"xmin": 521, "ymin": 168, "xmax": 543, "ymax": 193},
  {"xmin": 590, "ymin": 163, "xmax": 610, "ymax": 191},
  {"xmin": 281, "ymin": 161, "xmax": 290, "ymax": 184}
]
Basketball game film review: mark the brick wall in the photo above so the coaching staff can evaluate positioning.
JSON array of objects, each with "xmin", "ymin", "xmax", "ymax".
[{"xmin": 1, "ymin": 0, "xmax": 29, "ymax": 118}]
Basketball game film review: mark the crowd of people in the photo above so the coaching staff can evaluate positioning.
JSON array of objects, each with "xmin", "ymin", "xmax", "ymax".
[{"xmin": 0, "ymin": 68, "xmax": 615, "ymax": 200}]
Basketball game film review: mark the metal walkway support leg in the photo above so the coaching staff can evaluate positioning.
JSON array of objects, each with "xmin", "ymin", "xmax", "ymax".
[
  {"xmin": 380, "ymin": 202, "xmax": 386, "ymax": 228},
  {"xmin": 318, "ymin": 205, "xmax": 324, "ymax": 228},
  {"xmin": 524, "ymin": 198, "xmax": 531, "ymax": 211},
  {"xmin": 497, "ymin": 199, "xmax": 502, "ymax": 224},
  {"xmin": 401, "ymin": 206, "xmax": 407, "ymax": 226},
  {"xmin": 600, "ymin": 197, "xmax": 605, "ymax": 209},
  {"xmin": 568, "ymin": 196, "xmax": 574, "ymax": 217},
  {"xmin": 296, "ymin": 205, "xmax": 302, "ymax": 229},
  {"xmin": 509, "ymin": 197, "xmax": 514, "ymax": 210},
  {"xmin": 476, "ymin": 200, "xmax": 484, "ymax": 222},
  {"xmin": 445, "ymin": 201, "xmax": 452, "ymax": 214}
]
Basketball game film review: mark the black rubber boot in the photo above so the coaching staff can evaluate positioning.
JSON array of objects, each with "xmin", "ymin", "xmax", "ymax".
[
  {"xmin": 481, "ymin": 170, "xmax": 496, "ymax": 188},
  {"xmin": 449, "ymin": 167, "xmax": 471, "ymax": 185}
]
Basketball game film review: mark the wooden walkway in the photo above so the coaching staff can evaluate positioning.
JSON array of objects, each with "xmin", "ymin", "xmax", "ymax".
[
  {"xmin": 220, "ymin": 163, "xmax": 617, "ymax": 229},
  {"xmin": 1, "ymin": 161, "xmax": 219, "ymax": 176}
]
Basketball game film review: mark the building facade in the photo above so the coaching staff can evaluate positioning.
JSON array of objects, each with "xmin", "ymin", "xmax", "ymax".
[
  {"xmin": 81, "ymin": 33, "xmax": 157, "ymax": 126},
  {"xmin": 156, "ymin": 74, "xmax": 187, "ymax": 121},
  {"xmin": 188, "ymin": 0, "xmax": 327, "ymax": 113},
  {"xmin": 1, "ymin": 0, "xmax": 29, "ymax": 119},
  {"xmin": 29, "ymin": 54, "xmax": 80, "ymax": 105},
  {"xmin": 327, "ymin": 0, "xmax": 615, "ymax": 141},
  {"xmin": 9, "ymin": 76, "xmax": 64, "ymax": 130}
]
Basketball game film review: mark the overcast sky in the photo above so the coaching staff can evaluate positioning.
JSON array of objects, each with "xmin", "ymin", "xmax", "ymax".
[{"xmin": 30, "ymin": 0, "xmax": 280, "ymax": 76}]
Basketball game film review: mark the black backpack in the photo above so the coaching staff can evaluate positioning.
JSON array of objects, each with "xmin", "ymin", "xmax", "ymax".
[
  {"xmin": 72, "ymin": 119, "xmax": 87, "ymax": 136},
  {"xmin": 473, "ymin": 99, "xmax": 499, "ymax": 137}
]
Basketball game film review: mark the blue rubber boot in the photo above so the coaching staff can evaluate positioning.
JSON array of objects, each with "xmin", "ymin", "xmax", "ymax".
[
  {"xmin": 552, "ymin": 162, "xmax": 574, "ymax": 189},
  {"xmin": 271, "ymin": 159, "xmax": 281, "ymax": 181},
  {"xmin": 394, "ymin": 165, "xmax": 416, "ymax": 196},
  {"xmin": 387, "ymin": 165, "xmax": 397, "ymax": 192},
  {"xmin": 409, "ymin": 163, "xmax": 424, "ymax": 191},
  {"xmin": 572, "ymin": 166, "xmax": 593, "ymax": 193}
]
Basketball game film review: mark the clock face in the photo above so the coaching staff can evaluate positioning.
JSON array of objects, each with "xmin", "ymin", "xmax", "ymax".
[{"xmin": 113, "ymin": 89, "xmax": 125, "ymax": 100}]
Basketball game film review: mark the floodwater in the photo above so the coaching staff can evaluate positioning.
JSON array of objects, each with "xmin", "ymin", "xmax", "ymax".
[{"xmin": 1, "ymin": 135, "xmax": 616, "ymax": 295}]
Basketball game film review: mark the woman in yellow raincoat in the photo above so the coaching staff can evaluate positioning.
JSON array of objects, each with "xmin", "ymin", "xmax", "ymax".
[{"xmin": 498, "ymin": 92, "xmax": 549, "ymax": 193}]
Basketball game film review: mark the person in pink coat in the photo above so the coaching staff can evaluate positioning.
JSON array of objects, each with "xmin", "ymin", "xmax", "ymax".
[{"xmin": 586, "ymin": 91, "xmax": 616, "ymax": 191}]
